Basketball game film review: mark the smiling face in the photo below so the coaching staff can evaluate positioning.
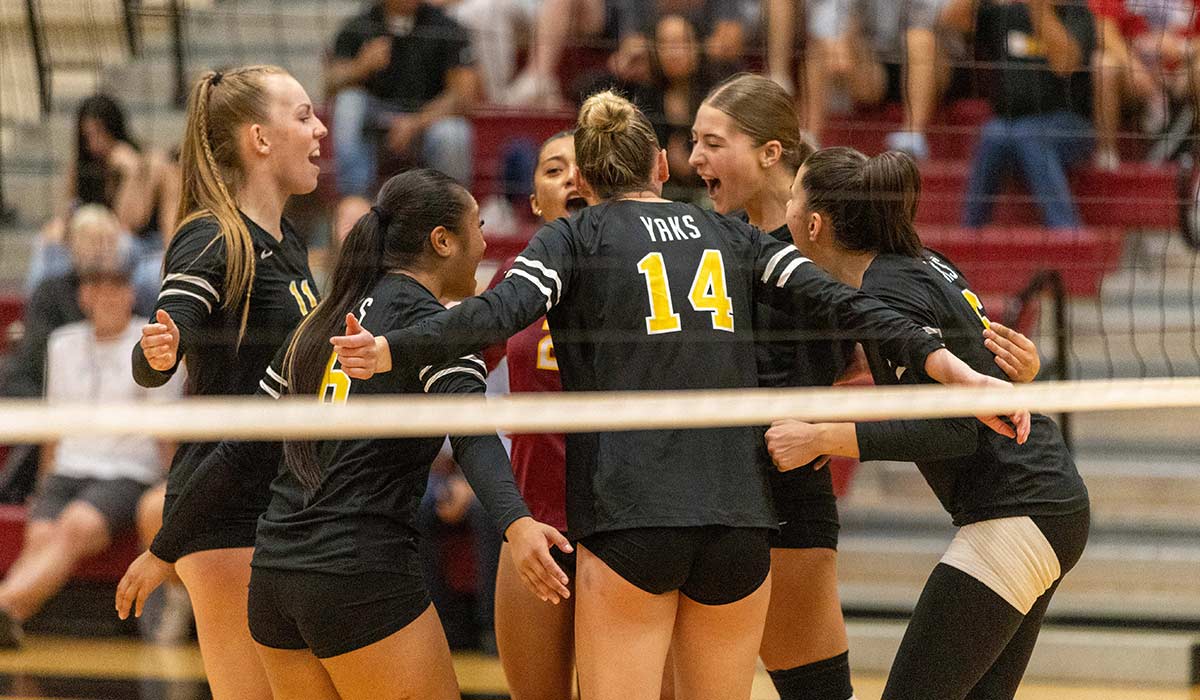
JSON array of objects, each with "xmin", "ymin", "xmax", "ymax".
[
  {"xmin": 256, "ymin": 73, "xmax": 328, "ymax": 196},
  {"xmin": 688, "ymin": 103, "xmax": 768, "ymax": 214},
  {"xmin": 530, "ymin": 134, "xmax": 587, "ymax": 222}
]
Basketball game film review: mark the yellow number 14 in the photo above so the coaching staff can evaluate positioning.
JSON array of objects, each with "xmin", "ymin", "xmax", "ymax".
[{"xmin": 636, "ymin": 250, "xmax": 734, "ymax": 335}]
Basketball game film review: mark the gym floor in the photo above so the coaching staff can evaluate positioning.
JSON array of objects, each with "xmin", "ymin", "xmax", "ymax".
[{"xmin": 0, "ymin": 635, "xmax": 1194, "ymax": 700}]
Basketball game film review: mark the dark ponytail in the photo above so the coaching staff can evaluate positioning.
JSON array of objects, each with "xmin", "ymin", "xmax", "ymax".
[
  {"xmin": 800, "ymin": 147, "xmax": 871, "ymax": 251},
  {"xmin": 282, "ymin": 168, "xmax": 471, "ymax": 495},
  {"xmin": 862, "ymin": 150, "xmax": 923, "ymax": 258}
]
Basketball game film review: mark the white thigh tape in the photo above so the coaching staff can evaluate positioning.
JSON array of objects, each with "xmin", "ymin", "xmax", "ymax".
[{"xmin": 939, "ymin": 516, "xmax": 1061, "ymax": 615}]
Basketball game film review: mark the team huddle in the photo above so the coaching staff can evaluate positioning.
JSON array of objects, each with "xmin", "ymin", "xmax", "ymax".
[{"xmin": 112, "ymin": 65, "xmax": 1089, "ymax": 700}]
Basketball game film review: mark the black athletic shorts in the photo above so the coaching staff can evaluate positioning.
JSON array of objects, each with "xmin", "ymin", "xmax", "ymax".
[
  {"xmin": 29, "ymin": 475, "xmax": 149, "ymax": 536},
  {"xmin": 248, "ymin": 566, "xmax": 431, "ymax": 659},
  {"xmin": 768, "ymin": 466, "xmax": 840, "ymax": 550},
  {"xmin": 161, "ymin": 493, "xmax": 259, "ymax": 558},
  {"xmin": 580, "ymin": 526, "xmax": 771, "ymax": 605}
]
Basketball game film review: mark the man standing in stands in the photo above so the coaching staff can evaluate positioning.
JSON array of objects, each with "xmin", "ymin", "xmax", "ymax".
[
  {"xmin": 326, "ymin": 0, "xmax": 480, "ymax": 237},
  {"xmin": 943, "ymin": 0, "xmax": 1096, "ymax": 229}
]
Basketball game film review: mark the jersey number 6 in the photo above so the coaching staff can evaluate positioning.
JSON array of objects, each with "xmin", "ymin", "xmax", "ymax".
[
  {"xmin": 320, "ymin": 353, "xmax": 351, "ymax": 404},
  {"xmin": 637, "ymin": 250, "xmax": 734, "ymax": 335}
]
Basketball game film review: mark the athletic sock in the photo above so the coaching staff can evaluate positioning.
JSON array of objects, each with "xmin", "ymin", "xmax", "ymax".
[{"xmin": 767, "ymin": 650, "xmax": 854, "ymax": 700}]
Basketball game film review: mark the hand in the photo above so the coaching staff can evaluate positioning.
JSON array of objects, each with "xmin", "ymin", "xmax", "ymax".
[
  {"xmin": 983, "ymin": 322, "xmax": 1040, "ymax": 383},
  {"xmin": 356, "ymin": 35, "xmax": 392, "ymax": 76},
  {"xmin": 141, "ymin": 310, "xmax": 180, "ymax": 372},
  {"xmin": 115, "ymin": 550, "xmax": 174, "ymax": 619},
  {"xmin": 386, "ymin": 114, "xmax": 422, "ymax": 154},
  {"xmin": 504, "ymin": 516, "xmax": 572, "ymax": 604},
  {"xmin": 923, "ymin": 349, "xmax": 1030, "ymax": 444},
  {"xmin": 108, "ymin": 141, "xmax": 142, "ymax": 175},
  {"xmin": 971, "ymin": 374, "xmax": 1031, "ymax": 445},
  {"xmin": 330, "ymin": 313, "xmax": 391, "ymax": 379},
  {"xmin": 765, "ymin": 420, "xmax": 830, "ymax": 472}
]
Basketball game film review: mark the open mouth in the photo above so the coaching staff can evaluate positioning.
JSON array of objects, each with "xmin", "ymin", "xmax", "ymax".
[
  {"xmin": 565, "ymin": 196, "xmax": 587, "ymax": 213},
  {"xmin": 703, "ymin": 177, "xmax": 721, "ymax": 199},
  {"xmin": 308, "ymin": 149, "xmax": 321, "ymax": 164}
]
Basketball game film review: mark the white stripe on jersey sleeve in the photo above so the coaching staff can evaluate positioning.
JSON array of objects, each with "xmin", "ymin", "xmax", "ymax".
[
  {"xmin": 163, "ymin": 273, "xmax": 221, "ymax": 303},
  {"xmin": 513, "ymin": 256, "xmax": 563, "ymax": 304},
  {"xmin": 505, "ymin": 269, "xmax": 554, "ymax": 311},
  {"xmin": 422, "ymin": 366, "xmax": 486, "ymax": 393},
  {"xmin": 775, "ymin": 257, "xmax": 811, "ymax": 287},
  {"xmin": 158, "ymin": 288, "xmax": 213, "ymax": 313},
  {"xmin": 258, "ymin": 379, "xmax": 281, "ymax": 399},
  {"xmin": 761, "ymin": 246, "xmax": 800, "ymax": 283},
  {"xmin": 266, "ymin": 366, "xmax": 289, "ymax": 387},
  {"xmin": 419, "ymin": 355, "xmax": 480, "ymax": 382}
]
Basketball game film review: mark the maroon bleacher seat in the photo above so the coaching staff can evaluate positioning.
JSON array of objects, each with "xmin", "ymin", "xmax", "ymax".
[
  {"xmin": 0, "ymin": 504, "xmax": 142, "ymax": 583},
  {"xmin": 0, "ymin": 294, "xmax": 23, "ymax": 357},
  {"xmin": 918, "ymin": 161, "xmax": 1178, "ymax": 229}
]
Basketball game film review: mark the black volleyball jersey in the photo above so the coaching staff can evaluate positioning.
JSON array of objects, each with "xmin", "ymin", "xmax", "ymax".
[
  {"xmin": 855, "ymin": 251, "xmax": 1089, "ymax": 526},
  {"xmin": 150, "ymin": 273, "xmax": 529, "ymax": 571},
  {"xmin": 132, "ymin": 215, "xmax": 318, "ymax": 516},
  {"xmin": 753, "ymin": 225, "xmax": 854, "ymax": 390},
  {"xmin": 381, "ymin": 200, "xmax": 945, "ymax": 539},
  {"xmin": 753, "ymin": 224, "xmax": 855, "ymax": 501}
]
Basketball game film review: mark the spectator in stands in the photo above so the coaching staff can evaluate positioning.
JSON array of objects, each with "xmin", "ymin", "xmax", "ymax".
[
  {"xmin": 417, "ymin": 443, "xmax": 501, "ymax": 652},
  {"xmin": 0, "ymin": 255, "xmax": 179, "ymax": 648},
  {"xmin": 795, "ymin": 0, "xmax": 959, "ymax": 159},
  {"xmin": 1091, "ymin": 0, "xmax": 1195, "ymax": 170},
  {"xmin": 506, "ymin": 0, "xmax": 756, "ymax": 107},
  {"xmin": 0, "ymin": 208, "xmax": 154, "ymax": 508},
  {"xmin": 650, "ymin": 15, "xmax": 721, "ymax": 196},
  {"xmin": 944, "ymin": 0, "xmax": 1097, "ymax": 229},
  {"xmin": 326, "ymin": 0, "xmax": 480, "ymax": 237},
  {"xmin": 29, "ymin": 95, "xmax": 180, "ymax": 294},
  {"xmin": 1, "ymin": 206, "xmax": 153, "ymax": 400}
]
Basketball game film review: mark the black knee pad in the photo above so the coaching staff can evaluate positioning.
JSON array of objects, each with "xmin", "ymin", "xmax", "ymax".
[{"xmin": 768, "ymin": 651, "xmax": 854, "ymax": 700}]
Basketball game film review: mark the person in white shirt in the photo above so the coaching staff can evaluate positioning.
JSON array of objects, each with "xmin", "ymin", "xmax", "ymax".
[{"xmin": 0, "ymin": 256, "xmax": 179, "ymax": 647}]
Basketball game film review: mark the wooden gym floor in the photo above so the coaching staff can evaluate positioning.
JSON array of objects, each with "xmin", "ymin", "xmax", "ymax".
[{"xmin": 0, "ymin": 635, "xmax": 1194, "ymax": 700}]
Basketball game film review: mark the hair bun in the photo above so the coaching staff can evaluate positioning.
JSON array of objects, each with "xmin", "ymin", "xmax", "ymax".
[{"xmin": 579, "ymin": 91, "xmax": 634, "ymax": 135}]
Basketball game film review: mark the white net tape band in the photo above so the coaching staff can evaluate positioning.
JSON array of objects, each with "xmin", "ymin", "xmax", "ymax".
[{"xmin": 1, "ymin": 377, "xmax": 1198, "ymax": 442}]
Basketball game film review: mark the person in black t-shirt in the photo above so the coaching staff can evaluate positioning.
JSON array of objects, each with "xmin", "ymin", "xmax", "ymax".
[
  {"xmin": 768, "ymin": 148, "xmax": 1090, "ymax": 700},
  {"xmin": 127, "ymin": 65, "xmax": 327, "ymax": 700},
  {"xmin": 326, "ymin": 0, "xmax": 480, "ymax": 235},
  {"xmin": 331, "ymin": 91, "xmax": 1026, "ymax": 700},
  {"xmin": 942, "ymin": 0, "xmax": 1097, "ymax": 229},
  {"xmin": 118, "ymin": 169, "xmax": 567, "ymax": 700}
]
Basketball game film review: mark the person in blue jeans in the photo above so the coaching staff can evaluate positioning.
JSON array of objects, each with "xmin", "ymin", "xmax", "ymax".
[
  {"xmin": 942, "ymin": 0, "xmax": 1097, "ymax": 229},
  {"xmin": 325, "ymin": 0, "xmax": 479, "ymax": 236}
]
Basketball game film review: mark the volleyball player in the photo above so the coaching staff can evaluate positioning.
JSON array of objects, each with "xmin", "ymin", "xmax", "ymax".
[
  {"xmin": 767, "ymin": 148, "xmax": 1090, "ymax": 700},
  {"xmin": 492, "ymin": 130, "xmax": 583, "ymax": 700},
  {"xmin": 332, "ymin": 91, "xmax": 1027, "ymax": 700},
  {"xmin": 119, "ymin": 169, "xmax": 569, "ymax": 700},
  {"xmin": 689, "ymin": 73, "xmax": 856, "ymax": 700},
  {"xmin": 129, "ymin": 66, "xmax": 326, "ymax": 700}
]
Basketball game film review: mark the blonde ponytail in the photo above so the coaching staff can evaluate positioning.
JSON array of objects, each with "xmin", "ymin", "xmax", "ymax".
[{"xmin": 174, "ymin": 65, "xmax": 287, "ymax": 342}]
